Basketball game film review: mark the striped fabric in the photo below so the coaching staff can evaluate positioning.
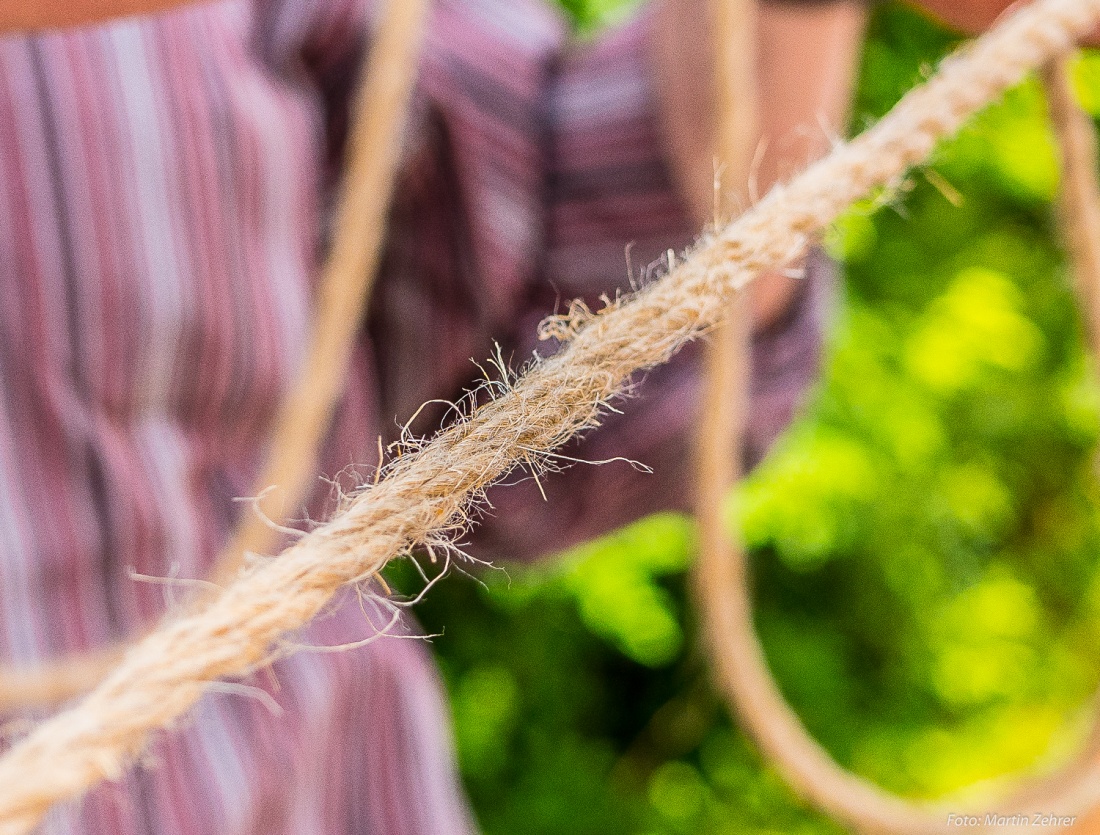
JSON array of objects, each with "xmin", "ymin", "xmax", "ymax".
[{"xmin": 0, "ymin": 0, "xmax": 829, "ymax": 832}]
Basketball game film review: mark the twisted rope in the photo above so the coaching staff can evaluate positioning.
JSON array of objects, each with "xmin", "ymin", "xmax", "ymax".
[
  {"xmin": 0, "ymin": 0, "xmax": 432, "ymax": 714},
  {"xmin": 1, "ymin": 0, "xmax": 1098, "ymax": 829}
]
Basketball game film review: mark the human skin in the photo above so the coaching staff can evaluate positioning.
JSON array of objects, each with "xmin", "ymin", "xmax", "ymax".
[
  {"xmin": 0, "ymin": 0, "xmax": 187, "ymax": 30},
  {"xmin": 653, "ymin": 0, "xmax": 867, "ymax": 325},
  {"xmin": 916, "ymin": 0, "xmax": 1099, "ymax": 39}
]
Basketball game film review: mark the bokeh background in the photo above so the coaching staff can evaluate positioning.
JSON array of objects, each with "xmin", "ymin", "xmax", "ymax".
[{"xmin": 388, "ymin": 3, "xmax": 1100, "ymax": 832}]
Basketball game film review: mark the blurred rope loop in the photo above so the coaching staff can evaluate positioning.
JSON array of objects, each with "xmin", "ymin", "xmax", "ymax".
[{"xmin": 694, "ymin": 4, "xmax": 1100, "ymax": 829}]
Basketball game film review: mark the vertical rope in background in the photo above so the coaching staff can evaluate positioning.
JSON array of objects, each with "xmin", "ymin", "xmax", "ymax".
[
  {"xmin": 689, "ymin": 0, "xmax": 763, "ymax": 819},
  {"xmin": 1043, "ymin": 53, "xmax": 1100, "ymax": 835},
  {"xmin": 692, "ymin": 0, "xmax": 758, "ymax": 712},
  {"xmin": 0, "ymin": 0, "xmax": 433, "ymax": 712},
  {"xmin": 211, "ymin": 0, "xmax": 432, "ymax": 584},
  {"xmin": 1046, "ymin": 58, "xmax": 1100, "ymax": 361},
  {"xmin": 695, "ymin": 6, "xmax": 1100, "ymax": 830}
]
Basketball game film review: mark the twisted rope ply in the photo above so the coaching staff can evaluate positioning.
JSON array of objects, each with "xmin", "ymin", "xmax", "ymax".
[
  {"xmin": 1, "ymin": 0, "xmax": 1098, "ymax": 829},
  {"xmin": 0, "ymin": 0, "xmax": 432, "ymax": 715},
  {"xmin": 695, "ymin": 1, "xmax": 1100, "ymax": 831}
]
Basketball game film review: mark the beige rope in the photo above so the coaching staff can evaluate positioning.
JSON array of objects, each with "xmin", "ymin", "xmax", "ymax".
[
  {"xmin": 694, "ymin": 0, "xmax": 757, "ymax": 692},
  {"xmin": 0, "ymin": 0, "xmax": 432, "ymax": 715},
  {"xmin": 1046, "ymin": 57, "xmax": 1100, "ymax": 360},
  {"xmin": 693, "ymin": 0, "xmax": 757, "ymax": 679},
  {"xmin": 693, "ymin": 14, "xmax": 1100, "ymax": 828},
  {"xmin": 692, "ymin": 0, "xmax": 758, "ymax": 816},
  {"xmin": 1042, "ymin": 57, "xmax": 1100, "ymax": 835},
  {"xmin": 0, "ymin": 0, "xmax": 1097, "ymax": 830}
]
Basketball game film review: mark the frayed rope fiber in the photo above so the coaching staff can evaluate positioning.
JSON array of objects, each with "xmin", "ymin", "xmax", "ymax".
[{"xmin": 0, "ymin": 0, "xmax": 1098, "ymax": 830}]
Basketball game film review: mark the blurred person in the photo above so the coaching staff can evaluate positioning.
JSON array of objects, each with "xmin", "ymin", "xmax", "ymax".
[{"xmin": 0, "ymin": 0, "xmax": 1044, "ymax": 831}]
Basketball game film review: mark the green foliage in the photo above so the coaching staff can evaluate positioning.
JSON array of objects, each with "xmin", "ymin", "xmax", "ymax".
[
  {"xmin": 554, "ymin": 0, "xmax": 640, "ymax": 32},
  {"xmin": 396, "ymin": 3, "xmax": 1100, "ymax": 832}
]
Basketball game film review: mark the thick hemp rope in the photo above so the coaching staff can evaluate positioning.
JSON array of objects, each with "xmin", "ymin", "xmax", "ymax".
[
  {"xmin": 0, "ymin": 0, "xmax": 432, "ymax": 714},
  {"xmin": 0, "ymin": 0, "xmax": 1098, "ymax": 830},
  {"xmin": 694, "ymin": 22, "xmax": 1100, "ymax": 831}
]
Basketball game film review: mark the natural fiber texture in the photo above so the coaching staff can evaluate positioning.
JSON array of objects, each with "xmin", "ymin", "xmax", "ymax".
[
  {"xmin": 693, "ymin": 30, "xmax": 1100, "ymax": 833},
  {"xmin": 1, "ymin": 0, "xmax": 1098, "ymax": 829},
  {"xmin": 0, "ymin": 0, "xmax": 432, "ymax": 715}
]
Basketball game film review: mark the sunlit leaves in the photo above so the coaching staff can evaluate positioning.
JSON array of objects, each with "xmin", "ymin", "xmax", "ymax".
[{"xmin": 904, "ymin": 268, "xmax": 1044, "ymax": 393}]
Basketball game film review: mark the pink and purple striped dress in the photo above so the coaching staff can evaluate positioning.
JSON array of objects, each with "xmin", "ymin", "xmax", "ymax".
[{"xmin": 0, "ymin": 0, "xmax": 829, "ymax": 831}]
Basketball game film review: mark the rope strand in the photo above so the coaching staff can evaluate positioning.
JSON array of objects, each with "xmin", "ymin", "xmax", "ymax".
[{"xmin": 0, "ymin": 0, "xmax": 1097, "ymax": 829}]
